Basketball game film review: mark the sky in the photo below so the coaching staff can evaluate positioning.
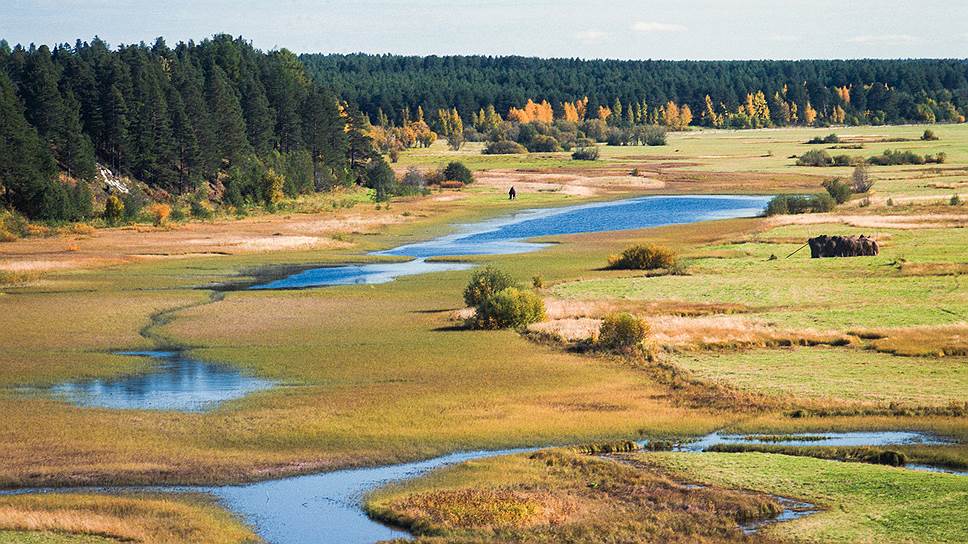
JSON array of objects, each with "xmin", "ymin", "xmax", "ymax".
[{"xmin": 2, "ymin": 0, "xmax": 967, "ymax": 60}]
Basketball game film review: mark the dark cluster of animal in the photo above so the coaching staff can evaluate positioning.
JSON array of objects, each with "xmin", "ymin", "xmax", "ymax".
[{"xmin": 808, "ymin": 235, "xmax": 879, "ymax": 258}]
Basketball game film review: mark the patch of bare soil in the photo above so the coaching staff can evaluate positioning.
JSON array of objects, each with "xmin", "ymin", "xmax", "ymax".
[
  {"xmin": 0, "ymin": 210, "xmax": 412, "ymax": 274},
  {"xmin": 475, "ymin": 169, "xmax": 664, "ymax": 196}
]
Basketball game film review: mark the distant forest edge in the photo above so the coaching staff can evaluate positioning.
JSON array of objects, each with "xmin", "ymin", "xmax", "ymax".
[
  {"xmin": 301, "ymin": 54, "xmax": 968, "ymax": 128},
  {"xmin": 1, "ymin": 35, "xmax": 967, "ymax": 223}
]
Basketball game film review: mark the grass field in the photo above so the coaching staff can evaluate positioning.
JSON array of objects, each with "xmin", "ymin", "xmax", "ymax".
[
  {"xmin": 0, "ymin": 124, "xmax": 965, "ymax": 541},
  {"xmin": 636, "ymin": 452, "xmax": 968, "ymax": 544}
]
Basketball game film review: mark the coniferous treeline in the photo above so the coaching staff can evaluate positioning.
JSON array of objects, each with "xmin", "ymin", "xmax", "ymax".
[
  {"xmin": 1, "ymin": 35, "xmax": 379, "ymax": 221},
  {"xmin": 300, "ymin": 54, "xmax": 968, "ymax": 127}
]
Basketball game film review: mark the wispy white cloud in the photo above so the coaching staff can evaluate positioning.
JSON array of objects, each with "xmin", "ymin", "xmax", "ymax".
[
  {"xmin": 576, "ymin": 29, "xmax": 609, "ymax": 44},
  {"xmin": 631, "ymin": 21, "xmax": 687, "ymax": 33},
  {"xmin": 847, "ymin": 34, "xmax": 917, "ymax": 45}
]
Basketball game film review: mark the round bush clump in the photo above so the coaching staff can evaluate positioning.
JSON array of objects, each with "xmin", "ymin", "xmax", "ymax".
[
  {"xmin": 473, "ymin": 287, "xmax": 546, "ymax": 329},
  {"xmin": 482, "ymin": 140, "xmax": 528, "ymax": 155},
  {"xmin": 463, "ymin": 266, "xmax": 517, "ymax": 307},
  {"xmin": 607, "ymin": 244, "xmax": 677, "ymax": 270},
  {"xmin": 597, "ymin": 312, "xmax": 650, "ymax": 353},
  {"xmin": 443, "ymin": 161, "xmax": 474, "ymax": 184}
]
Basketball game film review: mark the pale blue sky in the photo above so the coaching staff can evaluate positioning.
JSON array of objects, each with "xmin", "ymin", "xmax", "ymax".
[{"xmin": 2, "ymin": 0, "xmax": 967, "ymax": 59}]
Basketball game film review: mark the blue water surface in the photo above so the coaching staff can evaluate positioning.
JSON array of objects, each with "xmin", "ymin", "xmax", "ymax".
[
  {"xmin": 255, "ymin": 195, "xmax": 770, "ymax": 289},
  {"xmin": 48, "ymin": 351, "xmax": 275, "ymax": 412}
]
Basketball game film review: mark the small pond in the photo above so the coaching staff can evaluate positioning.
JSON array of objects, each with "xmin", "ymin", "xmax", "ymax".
[{"xmin": 46, "ymin": 351, "xmax": 275, "ymax": 412}]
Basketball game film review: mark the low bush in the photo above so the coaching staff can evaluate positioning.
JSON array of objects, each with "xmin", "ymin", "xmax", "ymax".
[
  {"xmin": 190, "ymin": 199, "xmax": 214, "ymax": 219},
  {"xmin": 866, "ymin": 149, "xmax": 945, "ymax": 166},
  {"xmin": 463, "ymin": 266, "xmax": 517, "ymax": 307},
  {"xmin": 951, "ymin": 194, "xmax": 962, "ymax": 206},
  {"xmin": 146, "ymin": 203, "xmax": 171, "ymax": 226},
  {"xmin": 0, "ymin": 210, "xmax": 28, "ymax": 242},
  {"xmin": 640, "ymin": 125, "xmax": 667, "ymax": 146},
  {"xmin": 571, "ymin": 146, "xmax": 600, "ymax": 160},
  {"xmin": 482, "ymin": 140, "xmax": 528, "ymax": 155},
  {"xmin": 921, "ymin": 129, "xmax": 939, "ymax": 141},
  {"xmin": 806, "ymin": 133, "xmax": 840, "ymax": 144},
  {"xmin": 438, "ymin": 180, "xmax": 464, "ymax": 189},
  {"xmin": 851, "ymin": 164, "xmax": 874, "ymax": 193},
  {"xmin": 607, "ymin": 244, "xmax": 677, "ymax": 270},
  {"xmin": 103, "ymin": 195, "xmax": 125, "ymax": 224},
  {"xmin": 597, "ymin": 312, "xmax": 650, "ymax": 353},
  {"xmin": 822, "ymin": 178, "xmax": 852, "ymax": 204},
  {"xmin": 401, "ymin": 167, "xmax": 426, "ymax": 187},
  {"xmin": 796, "ymin": 149, "xmax": 832, "ymax": 166},
  {"xmin": 442, "ymin": 161, "xmax": 474, "ymax": 184},
  {"xmin": 527, "ymin": 134, "xmax": 562, "ymax": 152},
  {"xmin": 765, "ymin": 194, "xmax": 836, "ymax": 215},
  {"xmin": 473, "ymin": 287, "xmax": 546, "ymax": 329}
]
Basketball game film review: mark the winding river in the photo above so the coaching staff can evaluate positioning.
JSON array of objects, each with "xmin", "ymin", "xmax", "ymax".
[{"xmin": 13, "ymin": 194, "xmax": 965, "ymax": 543}]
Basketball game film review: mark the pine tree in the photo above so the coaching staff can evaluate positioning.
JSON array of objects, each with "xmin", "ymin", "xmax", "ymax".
[
  {"xmin": 58, "ymin": 90, "xmax": 97, "ymax": 180},
  {"xmin": 0, "ymin": 71, "xmax": 61, "ymax": 219},
  {"xmin": 167, "ymin": 85, "xmax": 201, "ymax": 192},
  {"xmin": 206, "ymin": 65, "xmax": 250, "ymax": 165},
  {"xmin": 172, "ymin": 59, "xmax": 218, "ymax": 181},
  {"xmin": 240, "ymin": 75, "xmax": 275, "ymax": 155},
  {"xmin": 303, "ymin": 88, "xmax": 349, "ymax": 188},
  {"xmin": 345, "ymin": 104, "xmax": 374, "ymax": 183}
]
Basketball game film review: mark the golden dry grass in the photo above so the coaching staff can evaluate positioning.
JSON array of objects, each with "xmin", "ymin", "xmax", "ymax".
[
  {"xmin": 0, "ymin": 493, "xmax": 256, "ymax": 544},
  {"xmin": 368, "ymin": 449, "xmax": 782, "ymax": 544}
]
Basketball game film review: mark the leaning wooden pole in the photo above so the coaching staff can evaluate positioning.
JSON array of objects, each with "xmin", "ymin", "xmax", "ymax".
[{"xmin": 786, "ymin": 242, "xmax": 809, "ymax": 259}]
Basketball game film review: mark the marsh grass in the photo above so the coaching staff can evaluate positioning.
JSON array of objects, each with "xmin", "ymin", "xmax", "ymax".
[
  {"xmin": 638, "ymin": 451, "xmax": 968, "ymax": 543},
  {"xmin": 366, "ymin": 449, "xmax": 783, "ymax": 543},
  {"xmin": 0, "ymin": 493, "xmax": 256, "ymax": 544}
]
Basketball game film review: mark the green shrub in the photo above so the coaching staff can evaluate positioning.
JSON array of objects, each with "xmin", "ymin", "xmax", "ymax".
[
  {"xmin": 765, "ymin": 194, "xmax": 836, "ymax": 216},
  {"xmin": 463, "ymin": 266, "xmax": 517, "ymax": 307},
  {"xmin": 527, "ymin": 134, "xmax": 562, "ymax": 152},
  {"xmin": 571, "ymin": 146, "xmax": 600, "ymax": 160},
  {"xmin": 640, "ymin": 125, "xmax": 667, "ymax": 146},
  {"xmin": 190, "ymin": 198, "xmax": 214, "ymax": 219},
  {"xmin": 473, "ymin": 287, "xmax": 545, "ymax": 329},
  {"xmin": 921, "ymin": 129, "xmax": 939, "ymax": 141},
  {"xmin": 951, "ymin": 194, "xmax": 962, "ymax": 206},
  {"xmin": 866, "ymin": 149, "xmax": 942, "ymax": 166},
  {"xmin": 482, "ymin": 140, "xmax": 527, "ymax": 155},
  {"xmin": 822, "ymin": 178, "xmax": 852, "ymax": 204},
  {"xmin": 103, "ymin": 195, "xmax": 125, "ymax": 224},
  {"xmin": 796, "ymin": 149, "xmax": 833, "ymax": 166},
  {"xmin": 597, "ymin": 312, "xmax": 650, "ymax": 353},
  {"xmin": 607, "ymin": 244, "xmax": 677, "ymax": 270},
  {"xmin": 806, "ymin": 133, "xmax": 840, "ymax": 144},
  {"xmin": 443, "ymin": 161, "xmax": 474, "ymax": 184},
  {"xmin": 0, "ymin": 210, "xmax": 29, "ymax": 241}
]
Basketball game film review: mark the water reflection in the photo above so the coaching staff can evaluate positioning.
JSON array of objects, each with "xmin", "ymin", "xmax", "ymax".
[{"xmin": 49, "ymin": 351, "xmax": 275, "ymax": 412}]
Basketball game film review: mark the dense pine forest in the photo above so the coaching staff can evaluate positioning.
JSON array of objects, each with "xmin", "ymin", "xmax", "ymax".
[
  {"xmin": 0, "ymin": 35, "xmax": 381, "ymax": 221},
  {"xmin": 302, "ymin": 54, "xmax": 968, "ymax": 127},
  {"xmin": 3, "ymin": 35, "xmax": 968, "ymax": 223}
]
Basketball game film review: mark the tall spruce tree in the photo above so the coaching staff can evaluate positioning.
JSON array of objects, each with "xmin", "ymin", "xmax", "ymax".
[
  {"xmin": 206, "ymin": 64, "xmax": 250, "ymax": 165},
  {"xmin": 0, "ymin": 71, "xmax": 62, "ymax": 219}
]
